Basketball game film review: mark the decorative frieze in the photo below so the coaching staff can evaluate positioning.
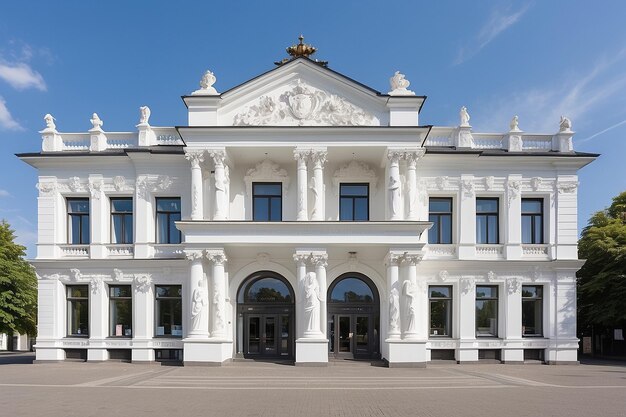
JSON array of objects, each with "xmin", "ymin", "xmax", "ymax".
[{"xmin": 332, "ymin": 160, "xmax": 377, "ymax": 195}]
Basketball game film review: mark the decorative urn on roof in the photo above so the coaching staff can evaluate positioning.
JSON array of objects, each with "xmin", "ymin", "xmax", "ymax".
[{"xmin": 275, "ymin": 35, "xmax": 328, "ymax": 67}]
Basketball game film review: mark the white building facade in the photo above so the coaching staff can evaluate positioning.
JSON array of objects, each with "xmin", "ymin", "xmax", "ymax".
[{"xmin": 21, "ymin": 40, "xmax": 596, "ymax": 366}]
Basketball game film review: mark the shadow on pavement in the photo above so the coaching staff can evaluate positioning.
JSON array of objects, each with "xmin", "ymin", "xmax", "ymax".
[{"xmin": 0, "ymin": 352, "xmax": 35, "ymax": 365}]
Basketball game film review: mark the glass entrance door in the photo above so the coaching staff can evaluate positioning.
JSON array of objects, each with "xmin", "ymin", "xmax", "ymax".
[
  {"xmin": 329, "ymin": 314, "xmax": 376, "ymax": 358},
  {"xmin": 244, "ymin": 313, "xmax": 292, "ymax": 358}
]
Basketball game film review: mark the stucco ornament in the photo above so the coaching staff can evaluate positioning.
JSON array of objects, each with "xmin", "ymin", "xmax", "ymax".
[
  {"xmin": 438, "ymin": 270, "xmax": 449, "ymax": 282},
  {"xmin": 509, "ymin": 115, "xmax": 520, "ymax": 132},
  {"xmin": 461, "ymin": 278, "xmax": 475, "ymax": 295},
  {"xmin": 244, "ymin": 159, "xmax": 290, "ymax": 193},
  {"xmin": 388, "ymin": 71, "xmax": 415, "ymax": 96},
  {"xmin": 484, "ymin": 176, "xmax": 495, "ymax": 190},
  {"xmin": 487, "ymin": 271, "xmax": 497, "ymax": 282},
  {"xmin": 436, "ymin": 176, "xmax": 449, "ymax": 190},
  {"xmin": 36, "ymin": 181, "xmax": 57, "ymax": 196},
  {"xmin": 557, "ymin": 181, "xmax": 579, "ymax": 194},
  {"xmin": 402, "ymin": 275, "xmax": 418, "ymax": 334},
  {"xmin": 113, "ymin": 268, "xmax": 124, "ymax": 282},
  {"xmin": 459, "ymin": 106, "xmax": 470, "ymax": 127},
  {"xmin": 192, "ymin": 70, "xmax": 219, "ymax": 95},
  {"xmin": 507, "ymin": 180, "xmax": 521, "ymax": 206},
  {"xmin": 113, "ymin": 176, "xmax": 126, "ymax": 191},
  {"xmin": 507, "ymin": 278, "xmax": 521, "ymax": 295},
  {"xmin": 139, "ymin": 106, "xmax": 151, "ymax": 125},
  {"xmin": 389, "ymin": 287, "xmax": 400, "ymax": 333},
  {"xmin": 70, "ymin": 268, "xmax": 82, "ymax": 282},
  {"xmin": 89, "ymin": 178, "xmax": 103, "ymax": 199},
  {"xmin": 135, "ymin": 175, "xmax": 173, "ymax": 199},
  {"xmin": 90, "ymin": 113, "xmax": 103, "ymax": 130},
  {"xmin": 43, "ymin": 113, "xmax": 56, "ymax": 131},
  {"xmin": 461, "ymin": 179, "xmax": 475, "ymax": 198},
  {"xmin": 68, "ymin": 176, "xmax": 82, "ymax": 192},
  {"xmin": 332, "ymin": 160, "xmax": 377, "ymax": 194},
  {"xmin": 302, "ymin": 272, "xmax": 321, "ymax": 335},
  {"xmin": 530, "ymin": 177, "xmax": 542, "ymax": 191},
  {"xmin": 90, "ymin": 278, "xmax": 102, "ymax": 295},
  {"xmin": 388, "ymin": 175, "xmax": 401, "ymax": 217},
  {"xmin": 559, "ymin": 116, "xmax": 572, "ymax": 132},
  {"xmin": 233, "ymin": 79, "xmax": 377, "ymax": 126},
  {"xmin": 134, "ymin": 274, "xmax": 152, "ymax": 293}
]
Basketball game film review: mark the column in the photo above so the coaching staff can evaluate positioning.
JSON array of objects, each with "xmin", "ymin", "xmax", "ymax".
[
  {"xmin": 186, "ymin": 250, "xmax": 209, "ymax": 338},
  {"xmin": 185, "ymin": 150, "xmax": 205, "ymax": 220},
  {"xmin": 505, "ymin": 175, "xmax": 522, "ymax": 259},
  {"xmin": 387, "ymin": 150, "xmax": 403, "ymax": 220},
  {"xmin": 294, "ymin": 149, "xmax": 309, "ymax": 221},
  {"xmin": 310, "ymin": 253, "xmax": 328, "ymax": 337},
  {"xmin": 400, "ymin": 254, "xmax": 422, "ymax": 340},
  {"xmin": 207, "ymin": 250, "xmax": 227, "ymax": 339},
  {"xmin": 404, "ymin": 150, "xmax": 424, "ymax": 221},
  {"xmin": 310, "ymin": 150, "xmax": 327, "ymax": 221},
  {"xmin": 132, "ymin": 282, "xmax": 155, "ymax": 362},
  {"xmin": 385, "ymin": 252, "xmax": 401, "ymax": 339},
  {"xmin": 210, "ymin": 150, "xmax": 228, "ymax": 220}
]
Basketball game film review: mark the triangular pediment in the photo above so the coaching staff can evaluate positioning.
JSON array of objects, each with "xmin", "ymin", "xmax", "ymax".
[{"xmin": 217, "ymin": 58, "xmax": 389, "ymax": 126}]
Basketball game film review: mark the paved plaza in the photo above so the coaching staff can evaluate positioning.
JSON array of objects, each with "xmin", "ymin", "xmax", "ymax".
[{"xmin": 0, "ymin": 353, "xmax": 625, "ymax": 417}]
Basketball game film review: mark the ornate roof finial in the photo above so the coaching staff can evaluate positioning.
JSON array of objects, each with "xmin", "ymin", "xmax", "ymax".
[{"xmin": 275, "ymin": 35, "xmax": 328, "ymax": 67}]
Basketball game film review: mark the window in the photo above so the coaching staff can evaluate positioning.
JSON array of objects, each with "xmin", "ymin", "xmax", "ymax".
[
  {"xmin": 429, "ymin": 286, "xmax": 452, "ymax": 337},
  {"xmin": 155, "ymin": 285, "xmax": 182, "ymax": 337},
  {"xmin": 339, "ymin": 183, "xmax": 369, "ymax": 221},
  {"xmin": 111, "ymin": 198, "xmax": 133, "ymax": 244},
  {"xmin": 476, "ymin": 286, "xmax": 498, "ymax": 337},
  {"xmin": 67, "ymin": 198, "xmax": 90, "ymax": 244},
  {"xmin": 522, "ymin": 199, "xmax": 544, "ymax": 244},
  {"xmin": 522, "ymin": 286, "xmax": 543, "ymax": 337},
  {"xmin": 252, "ymin": 183, "xmax": 282, "ymax": 221},
  {"xmin": 476, "ymin": 198, "xmax": 499, "ymax": 244},
  {"xmin": 67, "ymin": 285, "xmax": 89, "ymax": 336},
  {"xmin": 428, "ymin": 198, "xmax": 453, "ymax": 244},
  {"xmin": 109, "ymin": 285, "xmax": 132, "ymax": 337},
  {"xmin": 156, "ymin": 198, "xmax": 181, "ymax": 244}
]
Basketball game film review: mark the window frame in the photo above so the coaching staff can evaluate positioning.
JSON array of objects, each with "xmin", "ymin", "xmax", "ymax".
[
  {"xmin": 522, "ymin": 285, "xmax": 543, "ymax": 337},
  {"xmin": 155, "ymin": 197, "xmax": 182, "ymax": 244},
  {"xmin": 252, "ymin": 182, "xmax": 283, "ymax": 222},
  {"xmin": 428, "ymin": 285, "xmax": 452, "ymax": 337},
  {"xmin": 109, "ymin": 285, "xmax": 133, "ymax": 338},
  {"xmin": 475, "ymin": 285, "xmax": 499, "ymax": 337},
  {"xmin": 67, "ymin": 197, "xmax": 90, "ymax": 245},
  {"xmin": 66, "ymin": 285, "xmax": 89, "ymax": 337},
  {"xmin": 521, "ymin": 198, "xmax": 544, "ymax": 244},
  {"xmin": 428, "ymin": 197, "xmax": 453, "ymax": 244},
  {"xmin": 476, "ymin": 197, "xmax": 500, "ymax": 244},
  {"xmin": 155, "ymin": 285, "xmax": 183, "ymax": 338},
  {"xmin": 110, "ymin": 197, "xmax": 134, "ymax": 244},
  {"xmin": 339, "ymin": 183, "xmax": 370, "ymax": 222}
]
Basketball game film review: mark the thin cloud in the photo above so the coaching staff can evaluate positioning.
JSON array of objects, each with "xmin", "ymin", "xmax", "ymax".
[
  {"xmin": 455, "ymin": 4, "xmax": 530, "ymax": 65},
  {"xmin": 0, "ymin": 96, "xmax": 22, "ymax": 130},
  {"xmin": 0, "ymin": 189, "xmax": 10, "ymax": 197},
  {"xmin": 0, "ymin": 61, "xmax": 47, "ymax": 91},
  {"xmin": 577, "ymin": 118, "xmax": 626, "ymax": 144}
]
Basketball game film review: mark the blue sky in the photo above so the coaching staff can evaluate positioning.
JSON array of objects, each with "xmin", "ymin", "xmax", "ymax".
[{"xmin": 1, "ymin": 1, "xmax": 625, "ymax": 256}]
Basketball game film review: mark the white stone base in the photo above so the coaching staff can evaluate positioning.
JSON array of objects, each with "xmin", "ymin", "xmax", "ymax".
[
  {"xmin": 546, "ymin": 346, "xmax": 579, "ymax": 364},
  {"xmin": 87, "ymin": 348, "xmax": 108, "ymax": 362},
  {"xmin": 35, "ymin": 347, "xmax": 65, "ymax": 362},
  {"xmin": 183, "ymin": 339, "xmax": 233, "ymax": 365},
  {"xmin": 295, "ymin": 338, "xmax": 328, "ymax": 365},
  {"xmin": 502, "ymin": 348, "xmax": 524, "ymax": 364},
  {"xmin": 386, "ymin": 339, "xmax": 427, "ymax": 367},
  {"xmin": 132, "ymin": 348, "xmax": 156, "ymax": 363}
]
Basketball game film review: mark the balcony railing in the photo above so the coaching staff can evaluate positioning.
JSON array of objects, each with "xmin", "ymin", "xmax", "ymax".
[{"xmin": 59, "ymin": 244, "xmax": 90, "ymax": 258}]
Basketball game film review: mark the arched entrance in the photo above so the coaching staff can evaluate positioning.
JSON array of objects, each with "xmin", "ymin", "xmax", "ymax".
[
  {"xmin": 237, "ymin": 271, "xmax": 295, "ymax": 359},
  {"xmin": 327, "ymin": 273, "xmax": 380, "ymax": 359}
]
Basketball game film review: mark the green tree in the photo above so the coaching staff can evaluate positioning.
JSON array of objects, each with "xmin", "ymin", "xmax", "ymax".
[
  {"xmin": 0, "ymin": 220, "xmax": 37, "ymax": 336},
  {"xmin": 577, "ymin": 191, "xmax": 626, "ymax": 331}
]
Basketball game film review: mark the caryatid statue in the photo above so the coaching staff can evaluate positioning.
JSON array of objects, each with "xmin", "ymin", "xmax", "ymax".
[
  {"xmin": 402, "ymin": 276, "xmax": 417, "ymax": 334},
  {"xmin": 303, "ymin": 272, "xmax": 321, "ymax": 335}
]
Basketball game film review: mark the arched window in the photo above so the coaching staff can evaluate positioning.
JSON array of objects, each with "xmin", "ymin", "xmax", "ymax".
[
  {"xmin": 238, "ymin": 273, "xmax": 293, "ymax": 303},
  {"xmin": 330, "ymin": 276, "xmax": 375, "ymax": 303}
]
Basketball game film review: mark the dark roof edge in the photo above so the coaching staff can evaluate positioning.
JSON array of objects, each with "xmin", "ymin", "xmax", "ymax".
[
  {"xmin": 175, "ymin": 125, "xmax": 433, "ymax": 130},
  {"xmin": 16, "ymin": 146, "xmax": 186, "ymax": 158},
  {"xmin": 424, "ymin": 148, "xmax": 600, "ymax": 157}
]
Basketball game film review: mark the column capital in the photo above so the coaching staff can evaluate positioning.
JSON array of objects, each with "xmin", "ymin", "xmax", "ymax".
[
  {"xmin": 386, "ymin": 149, "xmax": 403, "ymax": 164},
  {"xmin": 185, "ymin": 249, "xmax": 204, "ymax": 261},
  {"xmin": 205, "ymin": 250, "xmax": 227, "ymax": 265},
  {"xmin": 310, "ymin": 149, "xmax": 328, "ymax": 168},
  {"xmin": 399, "ymin": 253, "xmax": 423, "ymax": 266},
  {"xmin": 293, "ymin": 253, "xmax": 309, "ymax": 266},
  {"xmin": 185, "ymin": 150, "xmax": 205, "ymax": 168},
  {"xmin": 404, "ymin": 149, "xmax": 426, "ymax": 167},
  {"xmin": 309, "ymin": 253, "xmax": 328, "ymax": 268},
  {"xmin": 293, "ymin": 148, "xmax": 310, "ymax": 162},
  {"xmin": 208, "ymin": 149, "xmax": 226, "ymax": 166},
  {"xmin": 384, "ymin": 252, "xmax": 402, "ymax": 266}
]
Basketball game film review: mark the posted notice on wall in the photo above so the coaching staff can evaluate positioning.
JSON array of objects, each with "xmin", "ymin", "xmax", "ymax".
[{"xmin": 615, "ymin": 329, "xmax": 624, "ymax": 341}]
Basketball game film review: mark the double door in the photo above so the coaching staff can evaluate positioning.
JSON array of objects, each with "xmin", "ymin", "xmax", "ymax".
[
  {"xmin": 329, "ymin": 313, "xmax": 377, "ymax": 358},
  {"xmin": 244, "ymin": 313, "xmax": 293, "ymax": 358}
]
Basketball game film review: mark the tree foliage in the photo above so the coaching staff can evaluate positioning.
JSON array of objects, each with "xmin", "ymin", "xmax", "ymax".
[
  {"xmin": 0, "ymin": 220, "xmax": 37, "ymax": 336},
  {"xmin": 577, "ymin": 191, "xmax": 626, "ymax": 330}
]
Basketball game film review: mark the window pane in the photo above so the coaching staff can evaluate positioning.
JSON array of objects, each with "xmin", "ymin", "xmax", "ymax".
[
  {"xmin": 354, "ymin": 198, "xmax": 368, "ymax": 221},
  {"xmin": 169, "ymin": 213, "xmax": 181, "ymax": 244},
  {"xmin": 430, "ymin": 299, "xmax": 450, "ymax": 336},
  {"xmin": 253, "ymin": 198, "xmax": 269, "ymax": 221},
  {"xmin": 534, "ymin": 217, "xmax": 543, "ymax": 244},
  {"xmin": 476, "ymin": 199, "xmax": 498, "ymax": 213},
  {"xmin": 428, "ymin": 215, "xmax": 440, "ymax": 244},
  {"xmin": 156, "ymin": 285, "xmax": 181, "ymax": 298},
  {"xmin": 111, "ymin": 198, "xmax": 133, "ymax": 212},
  {"xmin": 440, "ymin": 215, "xmax": 452, "ymax": 244},
  {"xmin": 156, "ymin": 198, "xmax": 180, "ymax": 212},
  {"xmin": 124, "ymin": 215, "xmax": 133, "ymax": 243},
  {"xmin": 68, "ymin": 199, "xmax": 89, "ymax": 213},
  {"xmin": 109, "ymin": 285, "xmax": 132, "ymax": 298},
  {"xmin": 340, "ymin": 198, "xmax": 353, "ymax": 221},
  {"xmin": 156, "ymin": 213, "xmax": 168, "ymax": 243},
  {"xmin": 69, "ymin": 215, "xmax": 81, "ymax": 244},
  {"xmin": 270, "ymin": 197, "xmax": 282, "ymax": 221},
  {"xmin": 487, "ymin": 216, "xmax": 498, "ymax": 243},
  {"xmin": 330, "ymin": 278, "xmax": 374, "ymax": 303},
  {"xmin": 69, "ymin": 300, "xmax": 89, "ymax": 336},
  {"xmin": 68, "ymin": 285, "xmax": 89, "ymax": 298},
  {"xmin": 156, "ymin": 298, "xmax": 183, "ymax": 336},
  {"xmin": 110, "ymin": 299, "xmax": 132, "ymax": 337},
  {"xmin": 476, "ymin": 216, "xmax": 487, "ymax": 244},
  {"xmin": 253, "ymin": 183, "xmax": 281, "ymax": 196},
  {"xmin": 112, "ymin": 215, "xmax": 124, "ymax": 244},
  {"xmin": 522, "ymin": 200, "xmax": 542, "ymax": 214},
  {"xmin": 522, "ymin": 216, "xmax": 532, "ymax": 244},
  {"xmin": 429, "ymin": 198, "xmax": 451, "ymax": 213},
  {"xmin": 476, "ymin": 299, "xmax": 498, "ymax": 336},
  {"xmin": 81, "ymin": 216, "xmax": 90, "ymax": 244},
  {"xmin": 429, "ymin": 286, "xmax": 450, "ymax": 298},
  {"xmin": 476, "ymin": 286, "xmax": 497, "ymax": 299},
  {"xmin": 522, "ymin": 298, "xmax": 543, "ymax": 336},
  {"xmin": 340, "ymin": 184, "xmax": 368, "ymax": 197},
  {"xmin": 245, "ymin": 278, "xmax": 292, "ymax": 302}
]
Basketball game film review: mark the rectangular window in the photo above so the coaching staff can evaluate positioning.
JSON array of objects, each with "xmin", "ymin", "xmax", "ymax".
[
  {"xmin": 67, "ymin": 285, "xmax": 89, "ymax": 336},
  {"xmin": 67, "ymin": 198, "xmax": 90, "ymax": 244},
  {"xmin": 111, "ymin": 198, "xmax": 133, "ymax": 244},
  {"xmin": 522, "ymin": 199, "xmax": 544, "ymax": 244},
  {"xmin": 339, "ymin": 183, "xmax": 369, "ymax": 221},
  {"xmin": 155, "ymin": 285, "xmax": 183, "ymax": 337},
  {"xmin": 109, "ymin": 285, "xmax": 132, "ymax": 337},
  {"xmin": 429, "ymin": 286, "xmax": 452, "ymax": 337},
  {"xmin": 156, "ymin": 198, "xmax": 181, "ymax": 244},
  {"xmin": 428, "ymin": 198, "xmax": 453, "ymax": 244},
  {"xmin": 522, "ymin": 285, "xmax": 543, "ymax": 337},
  {"xmin": 476, "ymin": 285, "xmax": 498, "ymax": 337},
  {"xmin": 476, "ymin": 198, "xmax": 499, "ymax": 244},
  {"xmin": 252, "ymin": 183, "xmax": 282, "ymax": 221}
]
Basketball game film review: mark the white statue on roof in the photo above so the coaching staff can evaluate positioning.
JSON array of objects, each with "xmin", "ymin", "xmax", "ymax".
[
  {"xmin": 43, "ymin": 114, "xmax": 56, "ymax": 131},
  {"xmin": 559, "ymin": 115, "xmax": 572, "ymax": 132},
  {"xmin": 90, "ymin": 113, "xmax": 103, "ymax": 130},
  {"xmin": 139, "ymin": 106, "xmax": 151, "ymax": 125},
  {"xmin": 388, "ymin": 71, "xmax": 415, "ymax": 96},
  {"xmin": 192, "ymin": 70, "xmax": 219, "ymax": 95},
  {"xmin": 459, "ymin": 106, "xmax": 470, "ymax": 127},
  {"xmin": 509, "ymin": 115, "xmax": 520, "ymax": 132}
]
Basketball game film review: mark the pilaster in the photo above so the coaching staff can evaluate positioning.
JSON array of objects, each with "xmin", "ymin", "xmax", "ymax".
[
  {"xmin": 210, "ymin": 150, "xmax": 228, "ymax": 220},
  {"xmin": 505, "ymin": 175, "xmax": 522, "ymax": 259},
  {"xmin": 310, "ymin": 149, "xmax": 327, "ymax": 221},
  {"xmin": 458, "ymin": 175, "xmax": 476, "ymax": 259},
  {"xmin": 387, "ymin": 149, "xmax": 403, "ymax": 220},
  {"xmin": 206, "ymin": 250, "xmax": 228, "ymax": 339},
  {"xmin": 294, "ymin": 149, "xmax": 309, "ymax": 221},
  {"xmin": 404, "ymin": 150, "xmax": 425, "ymax": 221},
  {"xmin": 185, "ymin": 150, "xmax": 205, "ymax": 220}
]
